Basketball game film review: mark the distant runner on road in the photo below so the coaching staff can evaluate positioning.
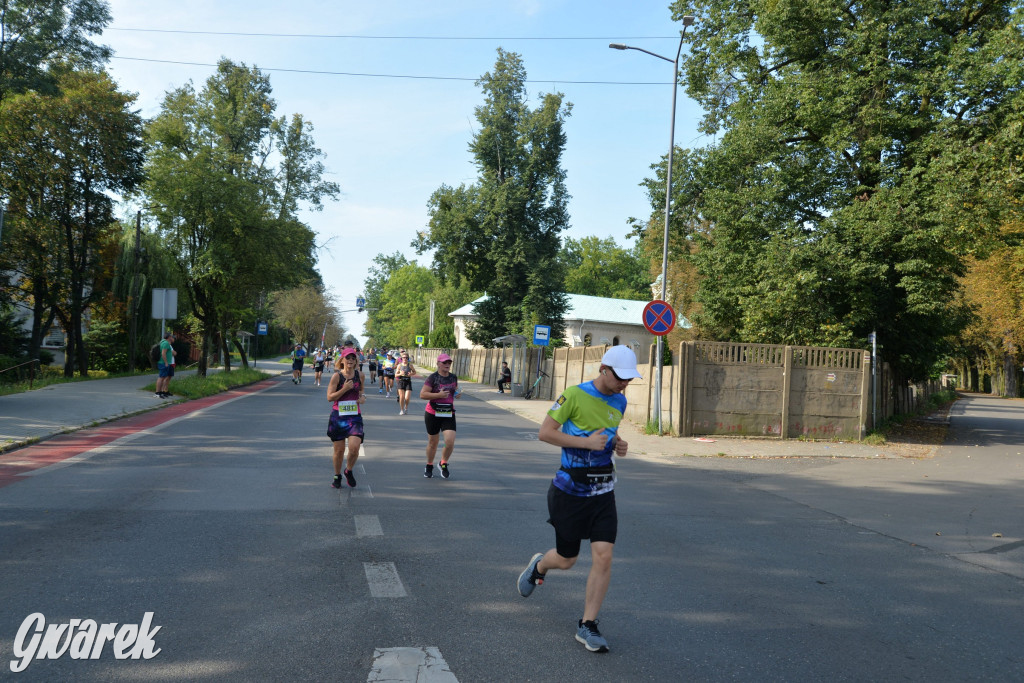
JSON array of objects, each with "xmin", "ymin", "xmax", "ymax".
[
  {"xmin": 516, "ymin": 345, "xmax": 642, "ymax": 654},
  {"xmin": 395, "ymin": 351, "xmax": 417, "ymax": 415},
  {"xmin": 290, "ymin": 344, "xmax": 307, "ymax": 384}
]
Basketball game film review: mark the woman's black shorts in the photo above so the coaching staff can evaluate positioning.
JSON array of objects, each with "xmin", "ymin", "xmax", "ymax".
[
  {"xmin": 424, "ymin": 411, "xmax": 456, "ymax": 435},
  {"xmin": 397, "ymin": 377, "xmax": 412, "ymax": 391},
  {"xmin": 546, "ymin": 483, "xmax": 617, "ymax": 558}
]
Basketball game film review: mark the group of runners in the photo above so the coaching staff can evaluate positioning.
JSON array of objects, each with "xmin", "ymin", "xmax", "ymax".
[{"xmin": 319, "ymin": 341, "xmax": 643, "ymax": 655}]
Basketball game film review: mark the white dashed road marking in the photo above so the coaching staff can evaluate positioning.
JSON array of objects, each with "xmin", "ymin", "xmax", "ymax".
[
  {"xmin": 368, "ymin": 647, "xmax": 458, "ymax": 682},
  {"xmin": 364, "ymin": 562, "xmax": 407, "ymax": 598},
  {"xmin": 355, "ymin": 515, "xmax": 383, "ymax": 537}
]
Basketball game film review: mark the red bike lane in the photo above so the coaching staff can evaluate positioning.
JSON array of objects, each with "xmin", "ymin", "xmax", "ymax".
[{"xmin": 0, "ymin": 379, "xmax": 276, "ymax": 489}]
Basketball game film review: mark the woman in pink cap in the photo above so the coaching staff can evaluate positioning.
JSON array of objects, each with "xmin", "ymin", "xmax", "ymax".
[
  {"xmin": 326, "ymin": 347, "xmax": 366, "ymax": 488},
  {"xmin": 418, "ymin": 353, "xmax": 460, "ymax": 479}
]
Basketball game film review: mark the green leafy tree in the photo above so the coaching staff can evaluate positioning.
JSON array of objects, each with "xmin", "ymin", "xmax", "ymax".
[
  {"xmin": 0, "ymin": 0, "xmax": 111, "ymax": 103},
  {"xmin": 371, "ymin": 263, "xmax": 435, "ymax": 349},
  {"xmin": 109, "ymin": 217, "xmax": 186, "ymax": 369},
  {"xmin": 0, "ymin": 67, "xmax": 144, "ymax": 376},
  {"xmin": 415, "ymin": 49, "xmax": 570, "ymax": 347},
  {"xmin": 560, "ymin": 236, "xmax": 649, "ymax": 300},
  {"xmin": 144, "ymin": 58, "xmax": 337, "ymax": 375},
  {"xmin": 362, "ymin": 251, "xmax": 410, "ymax": 342},
  {"xmin": 655, "ymin": 0, "xmax": 1023, "ymax": 387}
]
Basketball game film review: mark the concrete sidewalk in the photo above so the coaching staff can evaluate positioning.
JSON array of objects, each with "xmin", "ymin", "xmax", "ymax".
[
  {"xmin": 0, "ymin": 359, "xmax": 289, "ymax": 454},
  {"xmin": 0, "ymin": 362, "xmax": 933, "ymax": 459}
]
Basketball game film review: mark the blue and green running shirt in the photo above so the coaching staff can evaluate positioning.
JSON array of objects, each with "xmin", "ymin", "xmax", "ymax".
[{"xmin": 547, "ymin": 380, "xmax": 627, "ymax": 497}]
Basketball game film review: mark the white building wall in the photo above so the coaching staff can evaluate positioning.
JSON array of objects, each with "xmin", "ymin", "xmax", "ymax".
[{"xmin": 451, "ymin": 315, "xmax": 653, "ymax": 355}]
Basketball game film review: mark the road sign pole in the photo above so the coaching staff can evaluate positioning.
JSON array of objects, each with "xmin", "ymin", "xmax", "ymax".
[{"xmin": 642, "ymin": 300, "xmax": 677, "ymax": 435}]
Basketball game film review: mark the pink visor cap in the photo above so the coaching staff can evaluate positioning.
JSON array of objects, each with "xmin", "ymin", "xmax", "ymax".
[{"xmin": 437, "ymin": 353, "xmax": 452, "ymax": 363}]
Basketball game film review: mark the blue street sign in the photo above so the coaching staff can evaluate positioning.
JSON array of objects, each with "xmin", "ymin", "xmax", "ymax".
[
  {"xmin": 257, "ymin": 321, "xmax": 268, "ymax": 336},
  {"xmin": 533, "ymin": 325, "xmax": 551, "ymax": 346},
  {"xmin": 643, "ymin": 300, "xmax": 676, "ymax": 336}
]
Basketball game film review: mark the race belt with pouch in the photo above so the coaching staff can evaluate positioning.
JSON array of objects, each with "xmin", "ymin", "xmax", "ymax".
[{"xmin": 559, "ymin": 464, "xmax": 615, "ymax": 485}]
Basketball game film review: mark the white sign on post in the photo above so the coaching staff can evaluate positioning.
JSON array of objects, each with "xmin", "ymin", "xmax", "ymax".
[
  {"xmin": 151, "ymin": 288, "xmax": 178, "ymax": 320},
  {"xmin": 152, "ymin": 288, "xmax": 178, "ymax": 337}
]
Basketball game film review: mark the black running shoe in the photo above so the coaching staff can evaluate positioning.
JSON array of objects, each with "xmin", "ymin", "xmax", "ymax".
[
  {"xmin": 332, "ymin": 475, "xmax": 342, "ymax": 489},
  {"xmin": 439, "ymin": 463, "xmax": 450, "ymax": 479},
  {"xmin": 344, "ymin": 469, "xmax": 356, "ymax": 487},
  {"xmin": 424, "ymin": 464, "xmax": 434, "ymax": 478}
]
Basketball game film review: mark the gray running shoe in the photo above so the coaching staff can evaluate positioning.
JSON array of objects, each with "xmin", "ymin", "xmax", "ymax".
[
  {"xmin": 517, "ymin": 553, "xmax": 545, "ymax": 597},
  {"xmin": 575, "ymin": 620, "xmax": 609, "ymax": 653}
]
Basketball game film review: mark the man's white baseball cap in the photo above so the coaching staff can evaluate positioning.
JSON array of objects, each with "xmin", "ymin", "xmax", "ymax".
[{"xmin": 601, "ymin": 345, "xmax": 643, "ymax": 379}]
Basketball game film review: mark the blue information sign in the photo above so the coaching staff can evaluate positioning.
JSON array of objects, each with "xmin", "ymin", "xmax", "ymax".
[
  {"xmin": 256, "ymin": 321, "xmax": 268, "ymax": 336},
  {"xmin": 642, "ymin": 300, "xmax": 676, "ymax": 336},
  {"xmin": 533, "ymin": 325, "xmax": 551, "ymax": 346}
]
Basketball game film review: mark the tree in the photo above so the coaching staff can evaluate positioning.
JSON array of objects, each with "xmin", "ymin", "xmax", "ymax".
[
  {"xmin": 0, "ymin": 66, "xmax": 144, "ymax": 376},
  {"xmin": 415, "ymin": 49, "xmax": 570, "ymax": 347},
  {"xmin": 0, "ymin": 0, "xmax": 111, "ymax": 103},
  {"xmin": 655, "ymin": 1, "xmax": 1023, "ymax": 387},
  {"xmin": 144, "ymin": 58, "xmax": 337, "ymax": 375},
  {"xmin": 363, "ymin": 252, "xmax": 410, "ymax": 313},
  {"xmin": 560, "ymin": 236, "xmax": 649, "ymax": 300},
  {"xmin": 271, "ymin": 285, "xmax": 344, "ymax": 350},
  {"xmin": 370, "ymin": 263, "xmax": 435, "ymax": 349},
  {"xmin": 108, "ymin": 217, "xmax": 186, "ymax": 369}
]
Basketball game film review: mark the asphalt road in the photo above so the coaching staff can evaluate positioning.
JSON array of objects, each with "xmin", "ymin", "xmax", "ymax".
[{"xmin": 0, "ymin": 376, "xmax": 1021, "ymax": 681}]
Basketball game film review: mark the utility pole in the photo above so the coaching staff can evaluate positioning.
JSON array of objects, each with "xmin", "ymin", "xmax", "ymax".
[{"xmin": 128, "ymin": 211, "xmax": 142, "ymax": 372}]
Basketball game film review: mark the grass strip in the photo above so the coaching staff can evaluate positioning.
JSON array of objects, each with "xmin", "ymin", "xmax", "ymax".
[{"xmin": 145, "ymin": 368, "xmax": 271, "ymax": 400}]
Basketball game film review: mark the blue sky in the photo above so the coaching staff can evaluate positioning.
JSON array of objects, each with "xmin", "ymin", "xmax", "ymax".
[{"xmin": 102, "ymin": 0, "xmax": 708, "ymax": 344}]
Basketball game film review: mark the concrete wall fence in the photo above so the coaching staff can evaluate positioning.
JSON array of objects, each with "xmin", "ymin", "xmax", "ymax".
[{"xmin": 414, "ymin": 341, "xmax": 941, "ymax": 440}]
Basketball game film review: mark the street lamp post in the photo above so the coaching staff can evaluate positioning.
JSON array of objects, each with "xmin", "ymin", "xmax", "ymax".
[{"xmin": 610, "ymin": 15, "xmax": 695, "ymax": 435}]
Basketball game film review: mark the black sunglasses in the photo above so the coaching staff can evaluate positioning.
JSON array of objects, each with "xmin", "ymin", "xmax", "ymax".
[{"xmin": 607, "ymin": 367, "xmax": 628, "ymax": 382}]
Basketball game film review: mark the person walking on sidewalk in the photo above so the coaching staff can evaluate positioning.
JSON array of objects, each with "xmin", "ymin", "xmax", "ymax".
[
  {"xmin": 419, "ymin": 353, "xmax": 460, "ymax": 479},
  {"xmin": 290, "ymin": 344, "xmax": 307, "ymax": 384},
  {"xmin": 516, "ymin": 345, "xmax": 642, "ymax": 654},
  {"xmin": 498, "ymin": 361, "xmax": 512, "ymax": 393},
  {"xmin": 326, "ymin": 348, "xmax": 366, "ymax": 488},
  {"xmin": 154, "ymin": 332, "xmax": 176, "ymax": 398}
]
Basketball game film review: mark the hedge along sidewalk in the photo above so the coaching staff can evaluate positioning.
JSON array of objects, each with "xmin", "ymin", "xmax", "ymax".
[{"xmin": 0, "ymin": 366, "xmax": 281, "ymax": 455}]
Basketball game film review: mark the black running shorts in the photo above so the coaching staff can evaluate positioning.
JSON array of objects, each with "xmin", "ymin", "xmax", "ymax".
[
  {"xmin": 424, "ymin": 411, "xmax": 456, "ymax": 436},
  {"xmin": 546, "ymin": 484, "xmax": 617, "ymax": 558}
]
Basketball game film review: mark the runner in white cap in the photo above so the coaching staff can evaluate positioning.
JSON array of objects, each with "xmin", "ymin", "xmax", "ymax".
[{"xmin": 516, "ymin": 345, "xmax": 642, "ymax": 653}]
